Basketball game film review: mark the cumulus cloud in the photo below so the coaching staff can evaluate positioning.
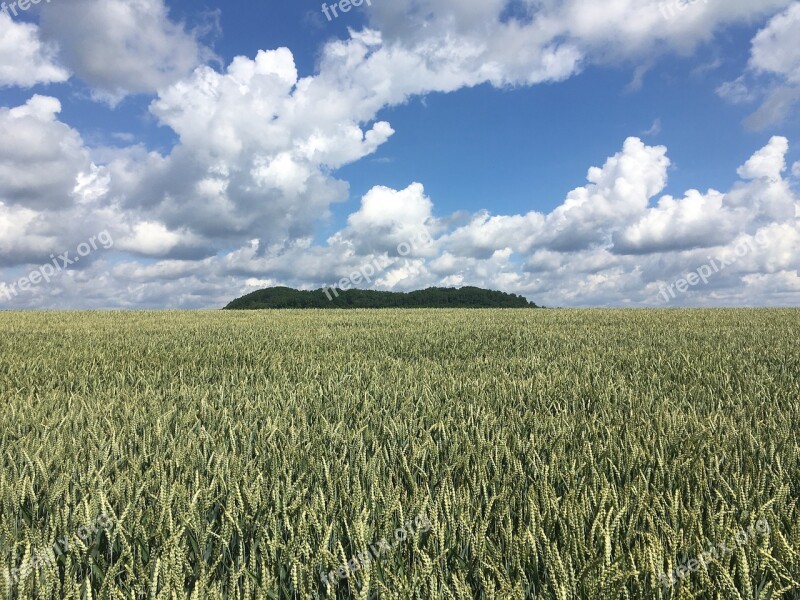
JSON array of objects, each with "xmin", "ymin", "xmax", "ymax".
[
  {"xmin": 3, "ymin": 131, "xmax": 797, "ymax": 309},
  {"xmin": 0, "ymin": 13, "xmax": 69, "ymax": 87},
  {"xmin": 737, "ymin": 136, "xmax": 789, "ymax": 181},
  {"xmin": 0, "ymin": 202, "xmax": 50, "ymax": 267},
  {"xmin": 750, "ymin": 2, "xmax": 800, "ymax": 84},
  {"xmin": 0, "ymin": 94, "xmax": 210, "ymax": 271},
  {"xmin": 38, "ymin": 0, "xmax": 211, "ymax": 102},
  {"xmin": 332, "ymin": 183, "xmax": 437, "ymax": 256},
  {"xmin": 0, "ymin": 96, "xmax": 120, "ymax": 269},
  {"xmin": 1, "ymin": 1, "xmax": 799, "ymax": 308},
  {"xmin": 614, "ymin": 190, "xmax": 737, "ymax": 255},
  {"xmin": 117, "ymin": 222, "xmax": 205, "ymax": 258},
  {"xmin": 105, "ymin": 46, "xmax": 396, "ymax": 251},
  {"xmin": 365, "ymin": 0, "xmax": 793, "ymax": 89},
  {"xmin": 0, "ymin": 96, "xmax": 92, "ymax": 210},
  {"xmin": 444, "ymin": 212, "xmax": 544, "ymax": 259},
  {"xmin": 544, "ymin": 138, "xmax": 670, "ymax": 251}
]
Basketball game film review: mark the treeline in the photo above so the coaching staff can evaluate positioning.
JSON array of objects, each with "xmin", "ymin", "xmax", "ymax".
[{"xmin": 224, "ymin": 286, "xmax": 540, "ymax": 309}]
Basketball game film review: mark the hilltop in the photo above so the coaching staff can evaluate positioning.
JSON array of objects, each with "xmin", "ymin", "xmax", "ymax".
[{"xmin": 224, "ymin": 286, "xmax": 540, "ymax": 309}]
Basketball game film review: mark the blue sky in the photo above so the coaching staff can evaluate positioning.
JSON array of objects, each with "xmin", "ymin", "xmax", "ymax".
[{"xmin": 0, "ymin": 0, "xmax": 798, "ymax": 308}]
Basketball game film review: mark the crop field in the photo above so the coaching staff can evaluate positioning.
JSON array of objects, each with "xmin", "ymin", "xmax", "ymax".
[{"xmin": 0, "ymin": 309, "xmax": 798, "ymax": 599}]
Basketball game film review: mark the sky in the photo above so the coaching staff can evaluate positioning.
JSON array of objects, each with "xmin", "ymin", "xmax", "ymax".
[{"xmin": 0, "ymin": 0, "xmax": 798, "ymax": 309}]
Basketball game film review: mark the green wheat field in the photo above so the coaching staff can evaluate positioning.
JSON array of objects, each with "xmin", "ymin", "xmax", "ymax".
[{"xmin": 0, "ymin": 309, "xmax": 798, "ymax": 599}]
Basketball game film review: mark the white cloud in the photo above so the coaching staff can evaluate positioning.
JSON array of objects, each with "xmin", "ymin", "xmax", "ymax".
[
  {"xmin": 543, "ymin": 137, "xmax": 670, "ymax": 251},
  {"xmin": 0, "ymin": 201, "xmax": 50, "ymax": 267},
  {"xmin": 716, "ymin": 77, "xmax": 753, "ymax": 104},
  {"xmin": 750, "ymin": 2, "xmax": 800, "ymax": 84},
  {"xmin": 333, "ymin": 183, "xmax": 437, "ymax": 256},
  {"xmin": 4, "ymin": 1, "xmax": 794, "ymax": 256},
  {"xmin": 718, "ymin": 2, "xmax": 800, "ymax": 127},
  {"xmin": 117, "ymin": 222, "xmax": 203, "ymax": 257},
  {"xmin": 2, "ymin": 2, "xmax": 800, "ymax": 308},
  {"xmin": 642, "ymin": 118, "xmax": 662, "ymax": 136},
  {"xmin": 614, "ymin": 190, "xmax": 739, "ymax": 254},
  {"xmin": 737, "ymin": 136, "xmax": 789, "ymax": 180},
  {"xmin": 108, "ymin": 45, "xmax": 396, "ymax": 250},
  {"xmin": 0, "ymin": 13, "xmax": 69, "ymax": 87},
  {"xmin": 0, "ymin": 96, "xmax": 92, "ymax": 210},
  {"xmin": 444, "ymin": 212, "xmax": 545, "ymax": 259},
  {"xmin": 12, "ymin": 134, "xmax": 793, "ymax": 309},
  {"xmin": 5, "ymin": 121, "xmax": 797, "ymax": 308},
  {"xmin": 38, "ymin": 0, "xmax": 211, "ymax": 102},
  {"xmin": 366, "ymin": 0, "xmax": 794, "ymax": 89}
]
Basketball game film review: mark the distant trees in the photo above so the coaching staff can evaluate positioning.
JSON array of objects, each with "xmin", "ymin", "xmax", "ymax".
[{"xmin": 224, "ymin": 286, "xmax": 540, "ymax": 309}]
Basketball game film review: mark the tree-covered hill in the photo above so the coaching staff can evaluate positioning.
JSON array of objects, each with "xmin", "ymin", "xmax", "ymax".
[{"xmin": 224, "ymin": 286, "xmax": 540, "ymax": 309}]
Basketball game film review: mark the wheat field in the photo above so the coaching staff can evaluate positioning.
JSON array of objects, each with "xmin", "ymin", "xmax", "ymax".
[{"xmin": 0, "ymin": 309, "xmax": 798, "ymax": 599}]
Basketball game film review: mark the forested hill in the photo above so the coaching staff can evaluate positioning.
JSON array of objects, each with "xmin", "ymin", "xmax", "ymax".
[{"xmin": 224, "ymin": 286, "xmax": 540, "ymax": 309}]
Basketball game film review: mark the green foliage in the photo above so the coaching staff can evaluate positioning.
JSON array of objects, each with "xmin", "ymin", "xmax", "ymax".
[
  {"xmin": 223, "ymin": 286, "xmax": 539, "ymax": 309},
  {"xmin": 0, "ymin": 309, "xmax": 798, "ymax": 599}
]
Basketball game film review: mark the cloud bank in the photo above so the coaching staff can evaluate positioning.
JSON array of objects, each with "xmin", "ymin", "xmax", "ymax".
[{"xmin": 0, "ymin": 0, "xmax": 798, "ymax": 308}]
